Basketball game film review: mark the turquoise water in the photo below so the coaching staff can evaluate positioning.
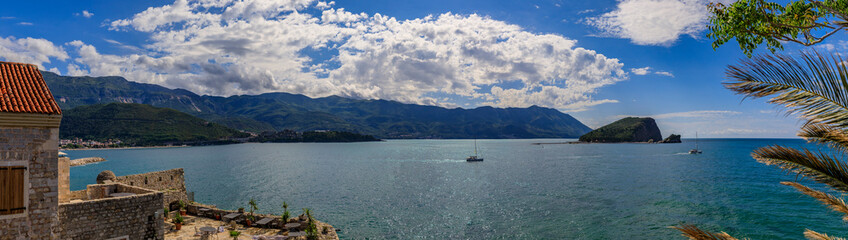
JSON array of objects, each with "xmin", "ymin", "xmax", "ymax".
[{"xmin": 66, "ymin": 139, "xmax": 845, "ymax": 239}]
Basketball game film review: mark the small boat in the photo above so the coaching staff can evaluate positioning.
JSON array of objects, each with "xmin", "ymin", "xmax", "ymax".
[
  {"xmin": 689, "ymin": 132, "xmax": 702, "ymax": 154},
  {"xmin": 467, "ymin": 138, "xmax": 484, "ymax": 162}
]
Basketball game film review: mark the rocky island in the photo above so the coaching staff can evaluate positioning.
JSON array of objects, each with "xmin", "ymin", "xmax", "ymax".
[{"xmin": 578, "ymin": 117, "xmax": 681, "ymax": 143}]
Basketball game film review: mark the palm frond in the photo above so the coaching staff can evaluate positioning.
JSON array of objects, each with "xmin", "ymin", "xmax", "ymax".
[
  {"xmin": 799, "ymin": 122, "xmax": 848, "ymax": 153},
  {"xmin": 670, "ymin": 224, "xmax": 739, "ymax": 240},
  {"xmin": 724, "ymin": 51, "xmax": 848, "ymax": 127},
  {"xmin": 753, "ymin": 145, "xmax": 848, "ymax": 192},
  {"xmin": 805, "ymin": 229, "xmax": 847, "ymax": 240},
  {"xmin": 782, "ymin": 181, "xmax": 848, "ymax": 221}
]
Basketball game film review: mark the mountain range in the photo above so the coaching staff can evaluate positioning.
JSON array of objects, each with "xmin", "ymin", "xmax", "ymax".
[{"xmin": 43, "ymin": 71, "xmax": 592, "ymax": 139}]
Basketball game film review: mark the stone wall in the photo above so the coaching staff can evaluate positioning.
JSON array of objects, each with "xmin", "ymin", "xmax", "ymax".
[
  {"xmin": 57, "ymin": 183, "xmax": 164, "ymax": 240},
  {"xmin": 68, "ymin": 190, "xmax": 87, "ymax": 201},
  {"xmin": 115, "ymin": 168, "xmax": 185, "ymax": 191},
  {"xmin": 58, "ymin": 157, "xmax": 69, "ymax": 203},
  {"xmin": 0, "ymin": 127, "xmax": 59, "ymax": 240},
  {"xmin": 114, "ymin": 168, "xmax": 187, "ymax": 207}
]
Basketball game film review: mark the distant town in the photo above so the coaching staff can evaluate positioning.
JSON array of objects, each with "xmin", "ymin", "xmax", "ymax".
[{"xmin": 60, "ymin": 138, "xmax": 126, "ymax": 149}]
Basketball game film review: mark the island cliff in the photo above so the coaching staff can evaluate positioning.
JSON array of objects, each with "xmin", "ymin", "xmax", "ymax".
[
  {"xmin": 661, "ymin": 134, "xmax": 682, "ymax": 143},
  {"xmin": 579, "ymin": 117, "xmax": 664, "ymax": 143}
]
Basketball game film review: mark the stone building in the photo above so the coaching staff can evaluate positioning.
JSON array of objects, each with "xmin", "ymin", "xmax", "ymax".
[{"xmin": 0, "ymin": 61, "xmax": 64, "ymax": 239}]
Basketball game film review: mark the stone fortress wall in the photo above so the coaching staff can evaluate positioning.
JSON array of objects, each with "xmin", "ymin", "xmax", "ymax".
[
  {"xmin": 57, "ymin": 183, "xmax": 164, "ymax": 239},
  {"xmin": 114, "ymin": 168, "xmax": 188, "ymax": 208}
]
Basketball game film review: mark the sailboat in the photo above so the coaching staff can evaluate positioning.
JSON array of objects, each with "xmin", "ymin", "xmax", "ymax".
[
  {"xmin": 467, "ymin": 138, "xmax": 484, "ymax": 162},
  {"xmin": 689, "ymin": 132, "xmax": 702, "ymax": 154}
]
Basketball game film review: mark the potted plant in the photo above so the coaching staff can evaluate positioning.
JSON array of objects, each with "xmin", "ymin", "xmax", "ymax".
[
  {"xmin": 179, "ymin": 200, "xmax": 187, "ymax": 216},
  {"xmin": 163, "ymin": 207, "xmax": 169, "ymax": 220},
  {"xmin": 229, "ymin": 230, "xmax": 241, "ymax": 240},
  {"xmin": 246, "ymin": 198, "xmax": 259, "ymax": 227},
  {"xmin": 173, "ymin": 214, "xmax": 184, "ymax": 231},
  {"xmin": 245, "ymin": 215, "xmax": 254, "ymax": 227},
  {"xmin": 215, "ymin": 212, "xmax": 221, "ymax": 220}
]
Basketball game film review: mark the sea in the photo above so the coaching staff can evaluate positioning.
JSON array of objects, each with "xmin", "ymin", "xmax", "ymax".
[{"xmin": 64, "ymin": 139, "xmax": 846, "ymax": 239}]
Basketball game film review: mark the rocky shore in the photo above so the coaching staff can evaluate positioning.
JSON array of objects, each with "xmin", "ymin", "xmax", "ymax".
[{"xmin": 69, "ymin": 157, "xmax": 106, "ymax": 166}]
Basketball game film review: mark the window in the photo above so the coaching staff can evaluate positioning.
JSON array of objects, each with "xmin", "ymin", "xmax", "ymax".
[{"xmin": 0, "ymin": 165, "xmax": 26, "ymax": 216}]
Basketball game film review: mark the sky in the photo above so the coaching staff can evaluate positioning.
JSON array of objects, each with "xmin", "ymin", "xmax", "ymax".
[{"xmin": 0, "ymin": 0, "xmax": 838, "ymax": 138}]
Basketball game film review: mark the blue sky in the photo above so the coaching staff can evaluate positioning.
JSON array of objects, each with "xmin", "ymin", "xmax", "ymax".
[{"xmin": 0, "ymin": 0, "xmax": 834, "ymax": 138}]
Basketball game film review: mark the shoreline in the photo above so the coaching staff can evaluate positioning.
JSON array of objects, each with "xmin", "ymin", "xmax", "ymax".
[{"xmin": 61, "ymin": 145, "xmax": 190, "ymax": 151}]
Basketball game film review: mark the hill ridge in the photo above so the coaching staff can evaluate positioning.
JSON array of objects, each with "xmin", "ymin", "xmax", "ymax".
[{"xmin": 44, "ymin": 71, "xmax": 592, "ymax": 138}]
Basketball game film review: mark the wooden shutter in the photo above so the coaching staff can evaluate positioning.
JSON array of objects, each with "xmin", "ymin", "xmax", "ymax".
[{"xmin": 0, "ymin": 166, "xmax": 26, "ymax": 215}]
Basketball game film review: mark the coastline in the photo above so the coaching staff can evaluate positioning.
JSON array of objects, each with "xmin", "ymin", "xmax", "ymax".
[{"xmin": 61, "ymin": 145, "xmax": 191, "ymax": 151}]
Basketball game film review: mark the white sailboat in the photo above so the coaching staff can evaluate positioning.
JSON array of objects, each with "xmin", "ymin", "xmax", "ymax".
[
  {"xmin": 689, "ymin": 132, "xmax": 702, "ymax": 154},
  {"xmin": 467, "ymin": 138, "xmax": 484, "ymax": 162}
]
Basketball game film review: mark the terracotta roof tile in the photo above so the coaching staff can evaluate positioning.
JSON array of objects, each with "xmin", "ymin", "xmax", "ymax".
[{"xmin": 0, "ymin": 61, "xmax": 62, "ymax": 115}]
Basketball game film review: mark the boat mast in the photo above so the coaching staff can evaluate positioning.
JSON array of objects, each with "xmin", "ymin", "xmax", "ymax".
[
  {"xmin": 695, "ymin": 132, "xmax": 699, "ymax": 151},
  {"xmin": 474, "ymin": 138, "xmax": 478, "ymax": 156}
]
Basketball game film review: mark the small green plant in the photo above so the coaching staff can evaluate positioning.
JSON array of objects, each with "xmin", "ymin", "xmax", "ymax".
[
  {"xmin": 173, "ymin": 214, "xmax": 184, "ymax": 224},
  {"xmin": 229, "ymin": 230, "xmax": 240, "ymax": 240},
  {"xmin": 248, "ymin": 198, "xmax": 258, "ymax": 216},
  {"xmin": 163, "ymin": 207, "xmax": 169, "ymax": 218},
  {"xmin": 303, "ymin": 208, "xmax": 318, "ymax": 240},
  {"xmin": 281, "ymin": 201, "xmax": 290, "ymax": 223},
  {"xmin": 178, "ymin": 200, "xmax": 186, "ymax": 210}
]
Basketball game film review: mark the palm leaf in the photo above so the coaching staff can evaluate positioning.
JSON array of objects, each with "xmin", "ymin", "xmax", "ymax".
[
  {"xmin": 799, "ymin": 122, "xmax": 848, "ymax": 153},
  {"xmin": 724, "ymin": 51, "xmax": 848, "ymax": 127},
  {"xmin": 782, "ymin": 181, "xmax": 848, "ymax": 221},
  {"xmin": 753, "ymin": 145, "xmax": 848, "ymax": 192},
  {"xmin": 805, "ymin": 229, "xmax": 847, "ymax": 240},
  {"xmin": 669, "ymin": 224, "xmax": 740, "ymax": 240}
]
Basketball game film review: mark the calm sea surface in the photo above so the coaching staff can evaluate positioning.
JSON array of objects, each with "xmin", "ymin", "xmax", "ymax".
[{"xmin": 65, "ymin": 139, "xmax": 845, "ymax": 239}]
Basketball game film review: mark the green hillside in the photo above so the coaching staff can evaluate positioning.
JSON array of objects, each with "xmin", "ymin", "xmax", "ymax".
[
  {"xmin": 578, "ymin": 117, "xmax": 663, "ymax": 143},
  {"xmin": 60, "ymin": 103, "xmax": 250, "ymax": 146},
  {"xmin": 44, "ymin": 71, "xmax": 592, "ymax": 138}
]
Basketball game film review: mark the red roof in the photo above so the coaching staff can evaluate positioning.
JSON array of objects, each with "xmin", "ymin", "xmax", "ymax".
[{"xmin": 0, "ymin": 62, "xmax": 62, "ymax": 115}]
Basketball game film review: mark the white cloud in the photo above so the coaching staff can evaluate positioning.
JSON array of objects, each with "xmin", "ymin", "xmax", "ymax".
[
  {"xmin": 315, "ymin": 1, "xmax": 334, "ymax": 10},
  {"xmin": 578, "ymin": 9, "xmax": 595, "ymax": 14},
  {"xmin": 0, "ymin": 36, "xmax": 69, "ymax": 68},
  {"xmin": 17, "ymin": 22, "xmax": 32, "ymax": 26},
  {"xmin": 81, "ymin": 10, "xmax": 94, "ymax": 18},
  {"xmin": 629, "ymin": 66, "xmax": 674, "ymax": 77},
  {"xmin": 654, "ymin": 71, "xmax": 674, "ymax": 77},
  {"xmin": 617, "ymin": 110, "xmax": 741, "ymax": 120},
  {"xmin": 631, "ymin": 67, "xmax": 650, "ymax": 75},
  {"xmin": 321, "ymin": 8, "xmax": 366, "ymax": 23},
  {"xmin": 103, "ymin": 39, "xmax": 143, "ymax": 52},
  {"xmin": 23, "ymin": 0, "xmax": 629, "ymax": 112},
  {"xmin": 586, "ymin": 0, "xmax": 732, "ymax": 45},
  {"xmin": 651, "ymin": 110, "xmax": 741, "ymax": 119},
  {"xmin": 817, "ymin": 43, "xmax": 836, "ymax": 51}
]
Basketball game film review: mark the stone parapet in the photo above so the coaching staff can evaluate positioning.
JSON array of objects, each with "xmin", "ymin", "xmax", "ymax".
[{"xmin": 58, "ymin": 183, "xmax": 164, "ymax": 239}]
